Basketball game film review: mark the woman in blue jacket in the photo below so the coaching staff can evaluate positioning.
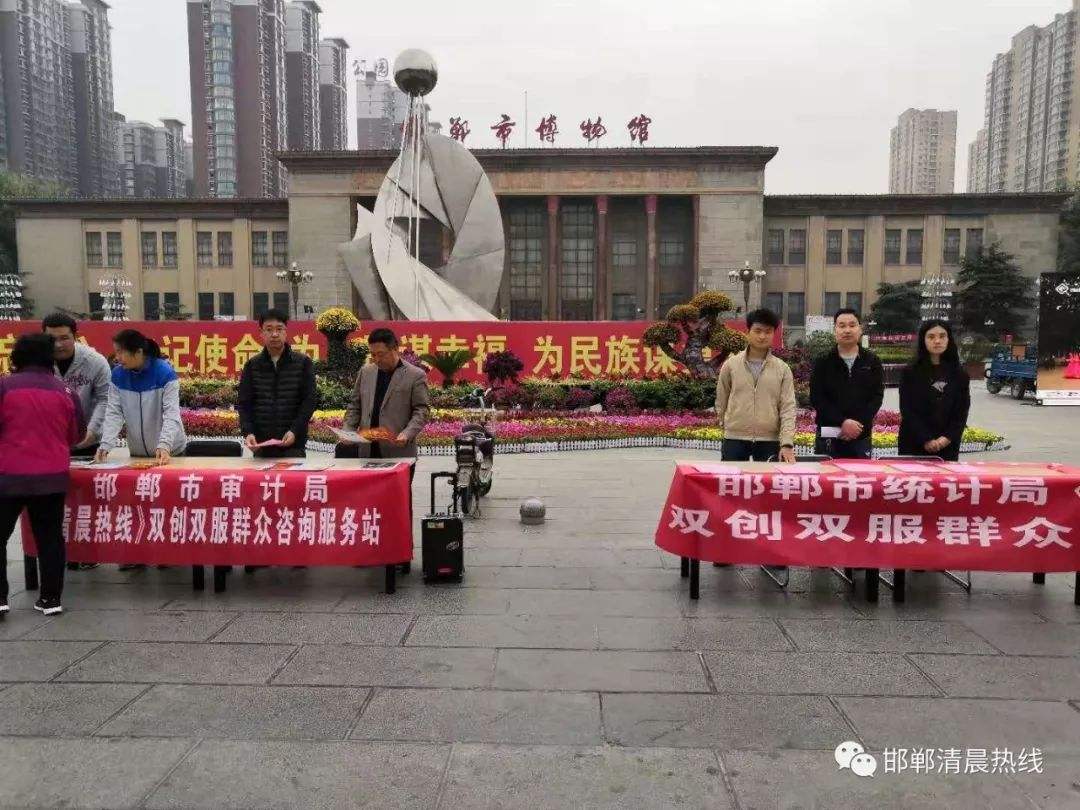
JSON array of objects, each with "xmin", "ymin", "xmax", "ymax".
[{"xmin": 95, "ymin": 329, "xmax": 188, "ymax": 464}]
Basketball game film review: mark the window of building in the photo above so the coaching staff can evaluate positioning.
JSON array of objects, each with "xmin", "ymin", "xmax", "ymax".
[
  {"xmin": 559, "ymin": 202, "xmax": 595, "ymax": 320},
  {"xmin": 163, "ymin": 292, "xmax": 181, "ymax": 319},
  {"xmin": 612, "ymin": 293, "xmax": 638, "ymax": 321},
  {"xmin": 766, "ymin": 229, "xmax": 785, "ymax": 264},
  {"xmin": 906, "ymin": 229, "xmax": 923, "ymax": 264},
  {"xmin": 217, "ymin": 232, "xmax": 233, "ymax": 267},
  {"xmin": 764, "ymin": 292, "xmax": 784, "ymax": 319},
  {"xmin": 659, "ymin": 238, "xmax": 685, "ymax": 268},
  {"xmin": 845, "ymin": 292, "xmax": 863, "ymax": 315},
  {"xmin": 826, "ymin": 230, "xmax": 842, "ymax": 264},
  {"xmin": 823, "ymin": 291, "xmax": 842, "ymax": 316},
  {"xmin": 143, "ymin": 292, "xmax": 160, "ymax": 320},
  {"xmin": 140, "ymin": 232, "xmax": 158, "ymax": 268},
  {"xmin": 273, "ymin": 292, "xmax": 289, "ymax": 313},
  {"xmin": 884, "ymin": 229, "xmax": 902, "ymax": 264},
  {"xmin": 88, "ymin": 292, "xmax": 104, "ymax": 319},
  {"xmin": 218, "ymin": 292, "xmax": 235, "ymax": 317},
  {"xmin": 788, "ymin": 229, "xmax": 806, "ymax": 264},
  {"xmin": 943, "ymin": 228, "xmax": 961, "ymax": 265},
  {"xmin": 198, "ymin": 292, "xmax": 214, "ymax": 321},
  {"xmin": 253, "ymin": 292, "xmax": 270, "ymax": 319},
  {"xmin": 272, "ymin": 231, "xmax": 289, "ymax": 267},
  {"xmin": 252, "ymin": 232, "xmax": 269, "ymax": 267},
  {"xmin": 786, "ymin": 292, "xmax": 805, "ymax": 327},
  {"xmin": 847, "ymin": 229, "xmax": 864, "ymax": 264},
  {"xmin": 508, "ymin": 206, "xmax": 544, "ymax": 320},
  {"xmin": 196, "ymin": 231, "xmax": 213, "ymax": 267},
  {"xmin": 966, "ymin": 228, "xmax": 984, "ymax": 261},
  {"xmin": 612, "ymin": 238, "xmax": 637, "ymax": 268},
  {"xmin": 106, "ymin": 232, "xmax": 123, "ymax": 267},
  {"xmin": 85, "ymin": 232, "xmax": 102, "ymax": 267},
  {"xmin": 162, "ymin": 232, "xmax": 178, "ymax": 268}
]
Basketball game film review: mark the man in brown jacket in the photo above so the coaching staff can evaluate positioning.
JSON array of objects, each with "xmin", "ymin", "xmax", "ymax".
[
  {"xmin": 343, "ymin": 327, "xmax": 431, "ymax": 459},
  {"xmin": 715, "ymin": 308, "xmax": 797, "ymax": 464}
]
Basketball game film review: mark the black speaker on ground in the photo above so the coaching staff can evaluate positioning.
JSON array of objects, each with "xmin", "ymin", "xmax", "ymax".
[{"xmin": 423, "ymin": 472, "xmax": 463, "ymax": 583}]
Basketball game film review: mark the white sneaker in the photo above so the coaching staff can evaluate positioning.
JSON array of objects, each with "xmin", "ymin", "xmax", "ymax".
[
  {"xmin": 0, "ymin": 602, "xmax": 8, "ymax": 614},
  {"xmin": 33, "ymin": 598, "xmax": 62, "ymax": 616}
]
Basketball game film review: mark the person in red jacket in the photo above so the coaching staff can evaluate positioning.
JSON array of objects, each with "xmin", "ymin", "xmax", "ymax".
[{"xmin": 0, "ymin": 333, "xmax": 84, "ymax": 616}]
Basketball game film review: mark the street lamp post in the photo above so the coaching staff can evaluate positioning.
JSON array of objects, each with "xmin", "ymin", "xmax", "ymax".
[
  {"xmin": 727, "ymin": 260, "xmax": 766, "ymax": 315},
  {"xmin": 276, "ymin": 262, "xmax": 314, "ymax": 320},
  {"xmin": 920, "ymin": 272, "xmax": 955, "ymax": 322},
  {"xmin": 0, "ymin": 274, "xmax": 24, "ymax": 321},
  {"xmin": 98, "ymin": 274, "xmax": 132, "ymax": 321}
]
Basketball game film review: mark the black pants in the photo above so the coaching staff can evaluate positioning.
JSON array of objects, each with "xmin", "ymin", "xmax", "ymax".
[
  {"xmin": 0, "ymin": 492, "xmax": 66, "ymax": 602},
  {"xmin": 254, "ymin": 446, "xmax": 306, "ymax": 459},
  {"xmin": 721, "ymin": 438, "xmax": 781, "ymax": 462},
  {"xmin": 814, "ymin": 434, "xmax": 871, "ymax": 459}
]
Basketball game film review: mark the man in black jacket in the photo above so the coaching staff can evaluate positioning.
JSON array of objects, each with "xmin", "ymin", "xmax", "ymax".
[
  {"xmin": 809, "ymin": 308, "xmax": 884, "ymax": 459},
  {"xmin": 238, "ymin": 309, "xmax": 318, "ymax": 458}
]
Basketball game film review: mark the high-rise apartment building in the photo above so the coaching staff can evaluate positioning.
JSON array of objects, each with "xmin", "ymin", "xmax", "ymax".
[
  {"xmin": 119, "ymin": 118, "xmax": 189, "ymax": 198},
  {"xmin": 0, "ymin": 56, "xmax": 7, "ymax": 172},
  {"xmin": 356, "ymin": 66, "xmax": 407, "ymax": 150},
  {"xmin": 969, "ymin": 6, "xmax": 1080, "ymax": 192},
  {"xmin": 888, "ymin": 108, "xmax": 957, "ymax": 194},
  {"xmin": 318, "ymin": 37, "xmax": 347, "ymax": 150},
  {"xmin": 188, "ymin": 0, "xmax": 288, "ymax": 198},
  {"xmin": 967, "ymin": 128, "xmax": 989, "ymax": 192},
  {"xmin": 68, "ymin": 0, "xmax": 119, "ymax": 197},
  {"xmin": 284, "ymin": 0, "xmax": 320, "ymax": 150},
  {"xmin": 0, "ymin": 0, "xmax": 78, "ymax": 188}
]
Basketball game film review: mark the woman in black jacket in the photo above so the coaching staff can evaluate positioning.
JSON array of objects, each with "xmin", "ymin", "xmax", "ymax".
[{"xmin": 898, "ymin": 320, "xmax": 971, "ymax": 461}]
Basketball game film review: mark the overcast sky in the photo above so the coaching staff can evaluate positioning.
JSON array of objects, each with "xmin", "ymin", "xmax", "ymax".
[{"xmin": 109, "ymin": 0, "xmax": 1070, "ymax": 194}]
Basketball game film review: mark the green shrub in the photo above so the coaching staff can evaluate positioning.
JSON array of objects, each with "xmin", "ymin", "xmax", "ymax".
[
  {"xmin": 533, "ymin": 384, "xmax": 569, "ymax": 410},
  {"xmin": 805, "ymin": 331, "xmax": 837, "ymax": 360}
]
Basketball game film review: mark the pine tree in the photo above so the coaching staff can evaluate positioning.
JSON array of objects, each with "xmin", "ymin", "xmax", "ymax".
[
  {"xmin": 868, "ymin": 280, "xmax": 921, "ymax": 333},
  {"xmin": 956, "ymin": 243, "xmax": 1035, "ymax": 339}
]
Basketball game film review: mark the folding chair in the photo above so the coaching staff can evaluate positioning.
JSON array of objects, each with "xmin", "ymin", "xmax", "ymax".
[
  {"xmin": 878, "ymin": 455, "xmax": 970, "ymax": 603},
  {"xmin": 185, "ymin": 440, "xmax": 243, "ymax": 592},
  {"xmin": 758, "ymin": 454, "xmax": 834, "ymax": 590}
]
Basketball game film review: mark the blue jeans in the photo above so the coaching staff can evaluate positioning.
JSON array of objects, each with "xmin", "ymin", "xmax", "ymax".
[
  {"xmin": 814, "ymin": 433, "xmax": 871, "ymax": 459},
  {"xmin": 721, "ymin": 438, "xmax": 781, "ymax": 462}
]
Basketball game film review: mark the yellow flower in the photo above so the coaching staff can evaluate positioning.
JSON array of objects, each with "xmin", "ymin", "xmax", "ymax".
[{"xmin": 315, "ymin": 307, "xmax": 360, "ymax": 334}]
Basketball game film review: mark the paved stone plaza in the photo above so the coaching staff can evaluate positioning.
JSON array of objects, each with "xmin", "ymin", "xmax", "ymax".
[{"xmin": 2, "ymin": 384, "xmax": 1079, "ymax": 808}]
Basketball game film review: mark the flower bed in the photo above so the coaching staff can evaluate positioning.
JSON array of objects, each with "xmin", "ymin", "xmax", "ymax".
[{"xmin": 181, "ymin": 407, "xmax": 1007, "ymax": 457}]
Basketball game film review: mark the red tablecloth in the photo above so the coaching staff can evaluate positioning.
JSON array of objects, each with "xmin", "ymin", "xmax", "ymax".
[
  {"xmin": 656, "ymin": 460, "xmax": 1080, "ymax": 571},
  {"xmin": 21, "ymin": 460, "xmax": 412, "ymax": 567}
]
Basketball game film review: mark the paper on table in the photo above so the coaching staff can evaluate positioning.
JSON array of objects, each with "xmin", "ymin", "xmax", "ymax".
[
  {"xmin": 941, "ymin": 463, "xmax": 984, "ymax": 473},
  {"xmin": 819, "ymin": 426, "xmax": 842, "ymax": 439},
  {"xmin": 692, "ymin": 463, "xmax": 744, "ymax": 475},
  {"xmin": 773, "ymin": 463, "xmax": 825, "ymax": 474},
  {"xmin": 297, "ymin": 461, "xmax": 334, "ymax": 471},
  {"xmin": 330, "ymin": 427, "xmax": 370, "ymax": 444},
  {"xmin": 830, "ymin": 460, "xmax": 881, "ymax": 472},
  {"xmin": 890, "ymin": 462, "xmax": 945, "ymax": 474}
]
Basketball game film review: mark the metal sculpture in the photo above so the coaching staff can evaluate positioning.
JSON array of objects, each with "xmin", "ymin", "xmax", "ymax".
[{"xmin": 340, "ymin": 49, "xmax": 503, "ymax": 321}]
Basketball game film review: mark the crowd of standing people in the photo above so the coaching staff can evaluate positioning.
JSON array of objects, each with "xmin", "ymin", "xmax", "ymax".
[{"xmin": 0, "ymin": 304, "xmax": 969, "ymax": 616}]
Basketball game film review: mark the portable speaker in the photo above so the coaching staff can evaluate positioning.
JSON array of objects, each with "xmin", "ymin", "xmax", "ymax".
[{"xmin": 423, "ymin": 472, "xmax": 464, "ymax": 583}]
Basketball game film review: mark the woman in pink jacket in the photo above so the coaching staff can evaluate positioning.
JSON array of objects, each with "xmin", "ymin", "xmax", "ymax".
[{"xmin": 0, "ymin": 333, "xmax": 84, "ymax": 616}]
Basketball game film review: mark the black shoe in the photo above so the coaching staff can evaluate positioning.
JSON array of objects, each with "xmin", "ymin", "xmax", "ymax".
[
  {"xmin": 0, "ymin": 601, "xmax": 8, "ymax": 615},
  {"xmin": 713, "ymin": 563, "xmax": 731, "ymax": 568},
  {"xmin": 118, "ymin": 564, "xmax": 146, "ymax": 572},
  {"xmin": 76, "ymin": 562, "xmax": 99, "ymax": 571},
  {"xmin": 33, "ymin": 598, "xmax": 63, "ymax": 616}
]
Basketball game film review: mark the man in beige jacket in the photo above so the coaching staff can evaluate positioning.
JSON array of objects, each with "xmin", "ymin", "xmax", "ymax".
[
  {"xmin": 343, "ymin": 328, "xmax": 431, "ymax": 460},
  {"xmin": 715, "ymin": 308, "xmax": 797, "ymax": 464}
]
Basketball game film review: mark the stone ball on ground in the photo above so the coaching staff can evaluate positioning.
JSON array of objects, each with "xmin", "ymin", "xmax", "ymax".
[{"xmin": 520, "ymin": 497, "xmax": 546, "ymax": 525}]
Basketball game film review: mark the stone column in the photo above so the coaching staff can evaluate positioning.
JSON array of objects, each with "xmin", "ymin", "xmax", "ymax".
[
  {"xmin": 595, "ymin": 195, "xmax": 609, "ymax": 319},
  {"xmin": 644, "ymin": 194, "xmax": 658, "ymax": 318},
  {"xmin": 546, "ymin": 195, "xmax": 560, "ymax": 319}
]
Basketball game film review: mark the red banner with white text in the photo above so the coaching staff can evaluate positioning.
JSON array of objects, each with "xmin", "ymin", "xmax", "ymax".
[
  {"xmin": 656, "ymin": 461, "xmax": 1080, "ymax": 571},
  {"xmin": 21, "ymin": 463, "xmax": 412, "ymax": 566},
  {"xmin": 0, "ymin": 318, "xmax": 778, "ymax": 381}
]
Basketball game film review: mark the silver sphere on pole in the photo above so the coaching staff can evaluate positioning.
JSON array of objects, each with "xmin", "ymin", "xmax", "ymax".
[{"xmin": 393, "ymin": 49, "xmax": 438, "ymax": 96}]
